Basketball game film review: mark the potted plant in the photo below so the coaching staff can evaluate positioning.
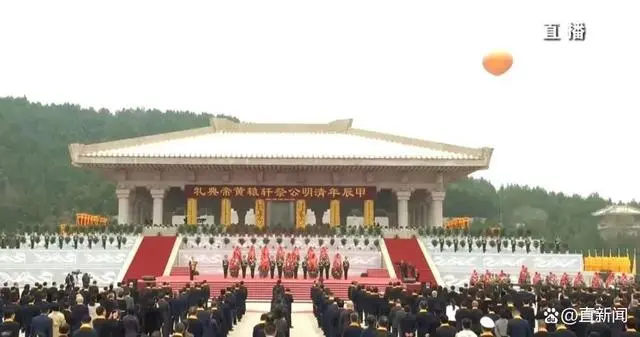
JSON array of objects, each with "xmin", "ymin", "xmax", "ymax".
[
  {"xmin": 353, "ymin": 238, "xmax": 359, "ymax": 247},
  {"xmin": 263, "ymin": 237, "xmax": 270, "ymax": 245},
  {"xmin": 341, "ymin": 238, "xmax": 347, "ymax": 246},
  {"xmin": 182, "ymin": 237, "xmax": 188, "ymax": 245},
  {"xmin": 276, "ymin": 237, "xmax": 283, "ymax": 245},
  {"xmin": 290, "ymin": 237, "xmax": 295, "ymax": 246},
  {"xmin": 517, "ymin": 241, "xmax": 524, "ymax": 249},
  {"xmin": 364, "ymin": 238, "xmax": 370, "ymax": 246},
  {"xmin": 475, "ymin": 239, "xmax": 482, "ymax": 248},
  {"xmin": 239, "ymin": 237, "xmax": 246, "ymax": 246},
  {"xmin": 489, "ymin": 239, "xmax": 496, "ymax": 247},
  {"xmin": 304, "ymin": 238, "xmax": 310, "ymax": 245},
  {"xmin": 209, "ymin": 237, "xmax": 215, "ymax": 245},
  {"xmin": 330, "ymin": 238, "xmax": 335, "ymax": 246},
  {"xmin": 431, "ymin": 239, "xmax": 438, "ymax": 247},
  {"xmin": 79, "ymin": 237, "xmax": 85, "ymax": 244},
  {"xmin": 318, "ymin": 238, "xmax": 324, "ymax": 247},
  {"xmin": 502, "ymin": 239, "xmax": 508, "ymax": 247},
  {"xmin": 445, "ymin": 239, "xmax": 452, "ymax": 247},
  {"xmin": 373, "ymin": 239, "xmax": 379, "ymax": 247},
  {"xmin": 109, "ymin": 236, "xmax": 115, "ymax": 244},
  {"xmin": 195, "ymin": 236, "xmax": 201, "ymax": 246}
]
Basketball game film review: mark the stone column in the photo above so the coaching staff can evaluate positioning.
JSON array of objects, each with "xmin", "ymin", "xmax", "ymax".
[
  {"xmin": 116, "ymin": 187, "xmax": 131, "ymax": 225},
  {"xmin": 150, "ymin": 188, "xmax": 166, "ymax": 225},
  {"xmin": 429, "ymin": 191, "xmax": 446, "ymax": 227},
  {"xmin": 396, "ymin": 190, "xmax": 411, "ymax": 228}
]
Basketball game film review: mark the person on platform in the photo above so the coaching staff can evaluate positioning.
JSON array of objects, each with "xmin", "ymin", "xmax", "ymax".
[
  {"xmin": 241, "ymin": 255, "xmax": 248, "ymax": 279},
  {"xmin": 222, "ymin": 255, "xmax": 229, "ymax": 279},
  {"xmin": 189, "ymin": 257, "xmax": 198, "ymax": 281},
  {"xmin": 249, "ymin": 256, "xmax": 256, "ymax": 279},
  {"xmin": 343, "ymin": 256, "xmax": 350, "ymax": 280},
  {"xmin": 293, "ymin": 258, "xmax": 300, "ymax": 279},
  {"xmin": 276, "ymin": 257, "xmax": 284, "ymax": 279},
  {"xmin": 269, "ymin": 256, "xmax": 276, "ymax": 279},
  {"xmin": 302, "ymin": 258, "xmax": 308, "ymax": 279}
]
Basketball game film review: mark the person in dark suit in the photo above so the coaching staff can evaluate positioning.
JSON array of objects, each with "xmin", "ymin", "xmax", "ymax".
[
  {"xmin": 375, "ymin": 315, "xmax": 392, "ymax": 337},
  {"xmin": 102, "ymin": 310, "xmax": 124, "ymax": 337},
  {"xmin": 222, "ymin": 255, "xmax": 229, "ymax": 278},
  {"xmin": 520, "ymin": 301, "xmax": 536, "ymax": 334},
  {"xmin": 302, "ymin": 259, "xmax": 308, "ymax": 279},
  {"xmin": 343, "ymin": 257, "xmax": 350, "ymax": 280},
  {"xmin": 622, "ymin": 317, "xmax": 640, "ymax": 337},
  {"xmin": 507, "ymin": 309, "xmax": 533, "ymax": 337},
  {"xmin": 534, "ymin": 321, "xmax": 550, "ymax": 337},
  {"xmin": 72, "ymin": 316, "xmax": 96, "ymax": 337},
  {"xmin": 343, "ymin": 312, "xmax": 363, "ymax": 337},
  {"xmin": 276, "ymin": 258, "xmax": 284, "ymax": 279},
  {"xmin": 0, "ymin": 311, "xmax": 20, "ymax": 337},
  {"xmin": 241, "ymin": 255, "xmax": 248, "ymax": 278},
  {"xmin": 549, "ymin": 322, "xmax": 576, "ymax": 337},
  {"xmin": 361, "ymin": 315, "xmax": 378, "ymax": 337},
  {"xmin": 252, "ymin": 313, "xmax": 268, "ymax": 337},
  {"xmin": 122, "ymin": 309, "xmax": 140, "ymax": 337},
  {"xmin": 185, "ymin": 306, "xmax": 204, "ymax": 337},
  {"xmin": 172, "ymin": 322, "xmax": 187, "ymax": 337},
  {"xmin": 269, "ymin": 258, "xmax": 276, "ymax": 279},
  {"xmin": 416, "ymin": 302, "xmax": 438, "ymax": 337},
  {"xmin": 90, "ymin": 307, "xmax": 107, "ymax": 337},
  {"xmin": 434, "ymin": 315, "xmax": 456, "ymax": 337},
  {"xmin": 70, "ymin": 295, "xmax": 89, "ymax": 333},
  {"xmin": 400, "ymin": 305, "xmax": 417, "ymax": 337},
  {"xmin": 31, "ymin": 306, "xmax": 53, "ymax": 337}
]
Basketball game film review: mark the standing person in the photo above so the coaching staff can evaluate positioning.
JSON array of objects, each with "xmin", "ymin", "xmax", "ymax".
[
  {"xmin": 343, "ymin": 257, "xmax": 350, "ymax": 280},
  {"xmin": 49, "ymin": 305, "xmax": 66, "ymax": 337},
  {"xmin": 241, "ymin": 255, "xmax": 248, "ymax": 279},
  {"xmin": 222, "ymin": 255, "xmax": 229, "ymax": 279},
  {"xmin": 249, "ymin": 256, "xmax": 256, "ymax": 279},
  {"xmin": 457, "ymin": 319, "xmax": 478, "ymax": 337},
  {"xmin": 302, "ymin": 258, "xmax": 308, "ymax": 279},
  {"xmin": 30, "ymin": 307, "xmax": 54, "ymax": 337},
  {"xmin": 343, "ymin": 313, "xmax": 363, "ymax": 337},
  {"xmin": 188, "ymin": 257, "xmax": 198, "ymax": 281}
]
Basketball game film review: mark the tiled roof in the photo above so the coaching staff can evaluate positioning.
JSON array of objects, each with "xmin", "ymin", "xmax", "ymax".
[
  {"xmin": 592, "ymin": 205, "xmax": 640, "ymax": 216},
  {"xmin": 84, "ymin": 131, "xmax": 478, "ymax": 160},
  {"xmin": 70, "ymin": 118, "xmax": 492, "ymax": 165}
]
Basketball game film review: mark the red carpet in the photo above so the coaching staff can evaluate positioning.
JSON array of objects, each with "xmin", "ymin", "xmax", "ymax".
[
  {"xmin": 123, "ymin": 236, "xmax": 176, "ymax": 282},
  {"xmin": 384, "ymin": 238, "xmax": 436, "ymax": 285},
  {"xmin": 156, "ymin": 273, "xmax": 392, "ymax": 301}
]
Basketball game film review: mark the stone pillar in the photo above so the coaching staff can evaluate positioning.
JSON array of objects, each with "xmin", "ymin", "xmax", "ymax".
[
  {"xmin": 396, "ymin": 190, "xmax": 411, "ymax": 228},
  {"xmin": 150, "ymin": 188, "xmax": 166, "ymax": 225},
  {"xmin": 116, "ymin": 187, "xmax": 131, "ymax": 225},
  {"xmin": 429, "ymin": 191, "xmax": 446, "ymax": 227}
]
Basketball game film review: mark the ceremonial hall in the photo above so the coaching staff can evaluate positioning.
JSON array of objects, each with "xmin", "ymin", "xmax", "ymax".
[{"xmin": 69, "ymin": 118, "xmax": 493, "ymax": 228}]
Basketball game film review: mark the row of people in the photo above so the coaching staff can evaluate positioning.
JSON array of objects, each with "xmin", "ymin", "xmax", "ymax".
[{"xmin": 0, "ymin": 276, "xmax": 247, "ymax": 337}]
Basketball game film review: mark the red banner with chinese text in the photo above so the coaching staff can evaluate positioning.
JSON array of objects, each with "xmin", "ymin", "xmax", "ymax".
[{"xmin": 184, "ymin": 185, "xmax": 376, "ymax": 200}]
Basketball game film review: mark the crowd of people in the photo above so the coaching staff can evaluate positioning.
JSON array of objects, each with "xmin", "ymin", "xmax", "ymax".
[
  {"xmin": 0, "ymin": 275, "xmax": 247, "ymax": 337},
  {"xmin": 308, "ymin": 278, "xmax": 640, "ymax": 337}
]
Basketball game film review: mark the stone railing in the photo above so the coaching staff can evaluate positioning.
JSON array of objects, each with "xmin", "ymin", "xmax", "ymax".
[
  {"xmin": 0, "ymin": 235, "xmax": 138, "ymax": 250},
  {"xmin": 178, "ymin": 234, "xmax": 381, "ymax": 252}
]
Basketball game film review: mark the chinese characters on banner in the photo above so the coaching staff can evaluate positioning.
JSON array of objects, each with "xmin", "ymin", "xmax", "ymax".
[
  {"xmin": 544, "ymin": 23, "xmax": 586, "ymax": 42},
  {"xmin": 185, "ymin": 185, "xmax": 377, "ymax": 200}
]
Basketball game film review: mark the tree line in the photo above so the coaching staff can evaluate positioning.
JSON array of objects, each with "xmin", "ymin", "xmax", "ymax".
[{"xmin": 0, "ymin": 97, "xmax": 636, "ymax": 251}]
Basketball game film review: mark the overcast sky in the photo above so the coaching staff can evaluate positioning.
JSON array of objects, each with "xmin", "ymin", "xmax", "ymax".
[{"xmin": 1, "ymin": 0, "xmax": 638, "ymax": 202}]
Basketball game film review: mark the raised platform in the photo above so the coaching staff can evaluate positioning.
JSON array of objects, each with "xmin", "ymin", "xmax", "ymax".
[{"xmin": 155, "ymin": 274, "xmax": 395, "ymax": 301}]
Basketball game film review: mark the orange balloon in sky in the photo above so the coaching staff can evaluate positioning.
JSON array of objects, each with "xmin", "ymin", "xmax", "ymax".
[{"xmin": 483, "ymin": 51, "xmax": 513, "ymax": 76}]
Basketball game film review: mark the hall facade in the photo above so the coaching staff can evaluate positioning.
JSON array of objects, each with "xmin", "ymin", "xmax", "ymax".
[{"xmin": 69, "ymin": 118, "xmax": 493, "ymax": 228}]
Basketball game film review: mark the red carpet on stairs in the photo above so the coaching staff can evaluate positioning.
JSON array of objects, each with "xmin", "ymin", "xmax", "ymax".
[
  {"xmin": 123, "ymin": 236, "xmax": 176, "ymax": 282},
  {"xmin": 384, "ymin": 238, "xmax": 437, "ymax": 285}
]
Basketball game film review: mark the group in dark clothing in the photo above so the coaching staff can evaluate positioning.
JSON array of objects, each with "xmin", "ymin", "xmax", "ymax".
[
  {"xmin": 0, "ymin": 276, "xmax": 247, "ymax": 337},
  {"xmin": 310, "ymin": 278, "xmax": 640, "ymax": 337}
]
